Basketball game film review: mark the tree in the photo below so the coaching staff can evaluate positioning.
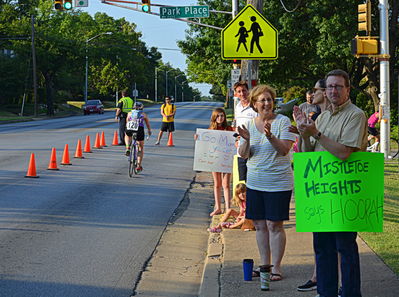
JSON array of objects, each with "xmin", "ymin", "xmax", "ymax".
[{"xmin": 178, "ymin": 0, "xmax": 399, "ymax": 124}]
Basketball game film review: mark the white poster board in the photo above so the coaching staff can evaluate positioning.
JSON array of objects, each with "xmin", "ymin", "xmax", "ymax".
[{"xmin": 193, "ymin": 128, "xmax": 236, "ymax": 173}]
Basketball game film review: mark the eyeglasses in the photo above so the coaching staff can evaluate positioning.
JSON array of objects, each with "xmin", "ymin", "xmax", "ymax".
[
  {"xmin": 326, "ymin": 85, "xmax": 345, "ymax": 91},
  {"xmin": 313, "ymin": 87, "xmax": 325, "ymax": 92},
  {"xmin": 256, "ymin": 98, "xmax": 273, "ymax": 103}
]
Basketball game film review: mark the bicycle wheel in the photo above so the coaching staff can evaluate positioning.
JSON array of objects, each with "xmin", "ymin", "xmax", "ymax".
[
  {"xmin": 390, "ymin": 138, "xmax": 399, "ymax": 159},
  {"xmin": 133, "ymin": 143, "xmax": 139, "ymax": 174},
  {"xmin": 128, "ymin": 144, "xmax": 135, "ymax": 177}
]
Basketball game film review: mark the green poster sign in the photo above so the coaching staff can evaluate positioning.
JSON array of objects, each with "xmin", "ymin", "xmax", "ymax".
[{"xmin": 293, "ymin": 152, "xmax": 384, "ymax": 232}]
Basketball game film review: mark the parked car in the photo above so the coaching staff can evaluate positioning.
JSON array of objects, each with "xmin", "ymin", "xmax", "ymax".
[{"xmin": 83, "ymin": 100, "xmax": 104, "ymax": 115}]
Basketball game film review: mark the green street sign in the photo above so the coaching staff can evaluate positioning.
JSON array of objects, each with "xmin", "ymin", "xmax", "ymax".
[{"xmin": 160, "ymin": 6, "xmax": 209, "ymax": 19}]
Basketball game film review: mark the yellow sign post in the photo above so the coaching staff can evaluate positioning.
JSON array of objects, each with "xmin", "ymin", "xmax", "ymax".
[{"xmin": 221, "ymin": 4, "xmax": 278, "ymax": 60}]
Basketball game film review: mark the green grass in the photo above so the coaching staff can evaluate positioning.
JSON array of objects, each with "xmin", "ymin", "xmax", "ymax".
[{"xmin": 360, "ymin": 160, "xmax": 399, "ymax": 275}]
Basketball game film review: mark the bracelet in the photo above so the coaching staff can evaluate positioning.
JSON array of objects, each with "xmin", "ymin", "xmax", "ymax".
[{"xmin": 266, "ymin": 133, "xmax": 273, "ymax": 140}]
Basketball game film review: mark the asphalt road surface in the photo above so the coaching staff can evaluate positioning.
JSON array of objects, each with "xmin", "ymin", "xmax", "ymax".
[{"xmin": 0, "ymin": 101, "xmax": 222, "ymax": 297}]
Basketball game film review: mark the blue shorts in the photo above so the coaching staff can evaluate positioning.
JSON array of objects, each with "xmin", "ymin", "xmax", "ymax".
[{"xmin": 245, "ymin": 188, "xmax": 292, "ymax": 221}]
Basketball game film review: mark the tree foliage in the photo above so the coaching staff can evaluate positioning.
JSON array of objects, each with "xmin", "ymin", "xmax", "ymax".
[
  {"xmin": 0, "ymin": 0, "xmax": 196, "ymax": 115},
  {"xmin": 178, "ymin": 0, "xmax": 399, "ymax": 123}
]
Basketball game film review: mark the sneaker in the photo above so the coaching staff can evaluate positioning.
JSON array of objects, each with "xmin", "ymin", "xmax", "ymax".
[
  {"xmin": 297, "ymin": 280, "xmax": 317, "ymax": 291},
  {"xmin": 136, "ymin": 166, "xmax": 143, "ymax": 172},
  {"xmin": 125, "ymin": 149, "xmax": 130, "ymax": 156},
  {"xmin": 155, "ymin": 141, "xmax": 160, "ymax": 145},
  {"xmin": 338, "ymin": 286, "xmax": 342, "ymax": 297}
]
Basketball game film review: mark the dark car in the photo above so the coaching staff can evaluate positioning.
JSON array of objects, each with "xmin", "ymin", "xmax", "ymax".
[{"xmin": 83, "ymin": 100, "xmax": 104, "ymax": 115}]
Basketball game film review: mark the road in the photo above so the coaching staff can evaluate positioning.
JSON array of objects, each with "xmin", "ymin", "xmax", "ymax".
[{"xmin": 0, "ymin": 101, "xmax": 221, "ymax": 297}]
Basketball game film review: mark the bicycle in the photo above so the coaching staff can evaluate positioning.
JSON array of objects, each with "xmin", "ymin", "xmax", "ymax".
[
  {"xmin": 367, "ymin": 134, "xmax": 399, "ymax": 159},
  {"xmin": 128, "ymin": 132, "xmax": 139, "ymax": 177}
]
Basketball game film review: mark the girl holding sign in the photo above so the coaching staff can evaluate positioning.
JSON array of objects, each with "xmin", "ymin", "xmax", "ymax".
[
  {"xmin": 237, "ymin": 84, "xmax": 296, "ymax": 281},
  {"xmin": 196, "ymin": 108, "xmax": 234, "ymax": 216}
]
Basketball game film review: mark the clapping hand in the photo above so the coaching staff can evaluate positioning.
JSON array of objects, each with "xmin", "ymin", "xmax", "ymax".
[
  {"xmin": 264, "ymin": 122, "xmax": 272, "ymax": 138},
  {"xmin": 237, "ymin": 125, "xmax": 250, "ymax": 141},
  {"xmin": 293, "ymin": 106, "xmax": 316, "ymax": 137}
]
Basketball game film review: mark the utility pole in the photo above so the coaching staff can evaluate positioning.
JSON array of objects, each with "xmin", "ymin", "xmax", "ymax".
[
  {"xmin": 31, "ymin": 15, "xmax": 38, "ymax": 117},
  {"xmin": 155, "ymin": 67, "xmax": 158, "ymax": 102},
  {"xmin": 379, "ymin": 0, "xmax": 390, "ymax": 159},
  {"xmin": 240, "ymin": 0, "xmax": 262, "ymax": 89}
]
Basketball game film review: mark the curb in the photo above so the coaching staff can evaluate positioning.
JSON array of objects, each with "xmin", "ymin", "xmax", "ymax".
[{"xmin": 198, "ymin": 231, "xmax": 224, "ymax": 297}]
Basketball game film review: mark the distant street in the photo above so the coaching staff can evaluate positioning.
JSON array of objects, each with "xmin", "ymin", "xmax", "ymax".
[{"xmin": 0, "ymin": 101, "xmax": 221, "ymax": 297}]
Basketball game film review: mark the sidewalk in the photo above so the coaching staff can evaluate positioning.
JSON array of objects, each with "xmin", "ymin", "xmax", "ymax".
[{"xmin": 199, "ymin": 197, "xmax": 399, "ymax": 297}]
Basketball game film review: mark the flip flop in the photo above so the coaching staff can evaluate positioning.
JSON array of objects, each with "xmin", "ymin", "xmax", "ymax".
[
  {"xmin": 270, "ymin": 273, "xmax": 283, "ymax": 281},
  {"xmin": 207, "ymin": 227, "xmax": 222, "ymax": 233}
]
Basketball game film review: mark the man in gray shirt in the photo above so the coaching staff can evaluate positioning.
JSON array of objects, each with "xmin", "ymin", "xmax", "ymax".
[{"xmin": 299, "ymin": 90, "xmax": 320, "ymax": 119}]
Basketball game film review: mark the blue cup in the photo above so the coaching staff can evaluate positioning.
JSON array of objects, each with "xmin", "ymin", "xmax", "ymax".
[{"xmin": 243, "ymin": 259, "xmax": 254, "ymax": 281}]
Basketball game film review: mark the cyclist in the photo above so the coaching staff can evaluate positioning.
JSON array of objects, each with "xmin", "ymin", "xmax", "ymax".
[
  {"xmin": 125, "ymin": 102, "xmax": 152, "ymax": 172},
  {"xmin": 367, "ymin": 111, "xmax": 380, "ymax": 152}
]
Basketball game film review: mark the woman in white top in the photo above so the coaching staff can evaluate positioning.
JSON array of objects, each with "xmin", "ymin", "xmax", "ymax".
[{"xmin": 238, "ymin": 84, "xmax": 296, "ymax": 280}]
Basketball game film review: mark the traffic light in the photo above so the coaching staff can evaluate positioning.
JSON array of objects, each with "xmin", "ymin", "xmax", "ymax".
[
  {"xmin": 358, "ymin": 1, "xmax": 371, "ymax": 34},
  {"xmin": 223, "ymin": 59, "xmax": 241, "ymax": 64},
  {"xmin": 351, "ymin": 36, "xmax": 379, "ymax": 56},
  {"xmin": 54, "ymin": 0, "xmax": 63, "ymax": 10},
  {"xmin": 63, "ymin": 0, "xmax": 73, "ymax": 10},
  {"xmin": 142, "ymin": 0, "xmax": 151, "ymax": 13}
]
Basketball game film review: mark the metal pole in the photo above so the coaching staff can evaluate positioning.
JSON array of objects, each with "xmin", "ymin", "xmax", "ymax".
[
  {"xmin": 84, "ymin": 42, "xmax": 88, "ymax": 103},
  {"xmin": 175, "ymin": 76, "xmax": 177, "ymax": 101},
  {"xmin": 165, "ymin": 71, "xmax": 168, "ymax": 96},
  {"xmin": 379, "ymin": 0, "xmax": 390, "ymax": 159},
  {"xmin": 174, "ymin": 74, "xmax": 183, "ymax": 101},
  {"xmin": 31, "ymin": 15, "xmax": 37, "ymax": 117},
  {"xmin": 232, "ymin": 0, "xmax": 239, "ymax": 17},
  {"xmin": 84, "ymin": 32, "xmax": 112, "ymax": 103},
  {"xmin": 155, "ymin": 68, "xmax": 158, "ymax": 102}
]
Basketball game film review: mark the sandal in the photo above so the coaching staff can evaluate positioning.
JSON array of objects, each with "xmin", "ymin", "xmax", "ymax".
[
  {"xmin": 221, "ymin": 222, "xmax": 233, "ymax": 228},
  {"xmin": 207, "ymin": 227, "xmax": 222, "ymax": 233},
  {"xmin": 270, "ymin": 273, "xmax": 283, "ymax": 281}
]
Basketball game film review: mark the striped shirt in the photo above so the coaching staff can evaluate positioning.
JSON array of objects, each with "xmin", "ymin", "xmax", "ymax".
[{"xmin": 243, "ymin": 115, "xmax": 296, "ymax": 192}]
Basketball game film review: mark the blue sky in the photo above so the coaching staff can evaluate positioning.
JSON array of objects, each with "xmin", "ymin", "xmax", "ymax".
[{"xmin": 83, "ymin": 0, "xmax": 212, "ymax": 96}]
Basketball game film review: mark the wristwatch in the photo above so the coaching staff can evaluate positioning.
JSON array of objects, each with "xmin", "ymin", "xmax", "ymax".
[{"xmin": 313, "ymin": 131, "xmax": 322, "ymax": 140}]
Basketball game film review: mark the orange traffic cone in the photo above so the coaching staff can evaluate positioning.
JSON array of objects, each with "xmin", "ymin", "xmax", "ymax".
[
  {"xmin": 93, "ymin": 132, "xmax": 102, "ymax": 149},
  {"xmin": 74, "ymin": 139, "xmax": 84, "ymax": 159},
  {"xmin": 25, "ymin": 153, "xmax": 39, "ymax": 178},
  {"xmin": 112, "ymin": 130, "xmax": 119, "ymax": 146},
  {"xmin": 61, "ymin": 144, "xmax": 72, "ymax": 165},
  {"xmin": 167, "ymin": 133, "xmax": 175, "ymax": 147},
  {"xmin": 84, "ymin": 135, "xmax": 92, "ymax": 153},
  {"xmin": 47, "ymin": 148, "xmax": 59, "ymax": 170},
  {"xmin": 100, "ymin": 131, "xmax": 107, "ymax": 147}
]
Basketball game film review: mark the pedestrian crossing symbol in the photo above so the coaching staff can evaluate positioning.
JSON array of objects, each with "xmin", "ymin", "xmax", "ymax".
[{"xmin": 221, "ymin": 4, "xmax": 278, "ymax": 60}]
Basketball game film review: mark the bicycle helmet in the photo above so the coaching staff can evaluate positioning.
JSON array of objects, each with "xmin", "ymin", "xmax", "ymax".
[{"xmin": 134, "ymin": 102, "xmax": 144, "ymax": 110}]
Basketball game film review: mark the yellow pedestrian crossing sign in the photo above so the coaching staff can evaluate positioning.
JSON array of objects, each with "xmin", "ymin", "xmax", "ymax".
[{"xmin": 221, "ymin": 4, "xmax": 278, "ymax": 60}]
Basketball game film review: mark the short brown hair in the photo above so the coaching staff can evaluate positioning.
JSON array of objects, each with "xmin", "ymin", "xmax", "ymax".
[
  {"xmin": 233, "ymin": 81, "xmax": 248, "ymax": 91},
  {"xmin": 325, "ymin": 69, "xmax": 350, "ymax": 87},
  {"xmin": 248, "ymin": 84, "xmax": 276, "ymax": 112}
]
